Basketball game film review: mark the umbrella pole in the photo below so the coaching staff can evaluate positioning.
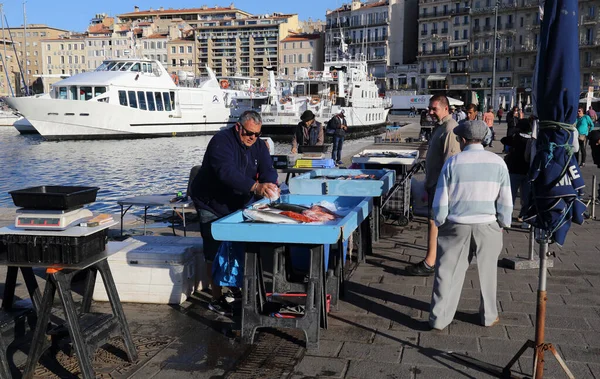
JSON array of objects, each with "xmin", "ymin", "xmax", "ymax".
[
  {"xmin": 503, "ymin": 236, "xmax": 575, "ymax": 379},
  {"xmin": 592, "ymin": 175, "xmax": 597, "ymax": 220}
]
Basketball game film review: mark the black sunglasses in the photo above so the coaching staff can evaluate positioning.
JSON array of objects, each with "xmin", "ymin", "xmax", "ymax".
[{"xmin": 239, "ymin": 123, "xmax": 262, "ymax": 138}]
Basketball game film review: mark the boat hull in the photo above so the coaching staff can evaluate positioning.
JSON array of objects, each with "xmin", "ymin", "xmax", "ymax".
[{"xmin": 5, "ymin": 97, "xmax": 232, "ymax": 141}]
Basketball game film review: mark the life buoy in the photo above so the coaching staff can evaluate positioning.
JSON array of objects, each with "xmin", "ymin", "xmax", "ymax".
[
  {"xmin": 280, "ymin": 96, "xmax": 291, "ymax": 104},
  {"xmin": 331, "ymin": 70, "xmax": 338, "ymax": 79},
  {"xmin": 309, "ymin": 96, "xmax": 320, "ymax": 105},
  {"xmin": 171, "ymin": 73, "xmax": 179, "ymax": 85},
  {"xmin": 308, "ymin": 71, "xmax": 316, "ymax": 79},
  {"xmin": 219, "ymin": 79, "xmax": 230, "ymax": 89},
  {"xmin": 258, "ymin": 87, "xmax": 266, "ymax": 93}
]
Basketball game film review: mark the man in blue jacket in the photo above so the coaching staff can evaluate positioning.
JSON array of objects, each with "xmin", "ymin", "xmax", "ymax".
[{"xmin": 191, "ymin": 110, "xmax": 279, "ymax": 315}]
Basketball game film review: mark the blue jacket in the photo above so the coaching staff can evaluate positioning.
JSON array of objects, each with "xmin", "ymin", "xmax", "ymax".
[{"xmin": 191, "ymin": 127, "xmax": 278, "ymax": 218}]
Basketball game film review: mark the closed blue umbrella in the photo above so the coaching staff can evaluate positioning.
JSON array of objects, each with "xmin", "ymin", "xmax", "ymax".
[{"xmin": 524, "ymin": 0, "xmax": 586, "ymax": 245}]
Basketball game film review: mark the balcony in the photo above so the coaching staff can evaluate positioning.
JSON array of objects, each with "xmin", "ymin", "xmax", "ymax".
[
  {"xmin": 497, "ymin": 23, "xmax": 503, "ymax": 30},
  {"xmin": 431, "ymin": 29, "xmax": 439, "ymax": 35},
  {"xmin": 450, "ymin": 7, "xmax": 471, "ymax": 15},
  {"xmin": 441, "ymin": 28, "xmax": 448, "ymax": 34},
  {"xmin": 582, "ymin": 14, "xmax": 598, "ymax": 24},
  {"xmin": 419, "ymin": 11, "xmax": 450, "ymax": 20},
  {"xmin": 419, "ymin": 49, "xmax": 449, "ymax": 56},
  {"xmin": 420, "ymin": 68, "xmax": 427, "ymax": 73},
  {"xmin": 430, "ymin": 68, "xmax": 438, "ymax": 73},
  {"xmin": 520, "ymin": 0, "xmax": 539, "ymax": 8},
  {"xmin": 421, "ymin": 30, "xmax": 428, "ymax": 36},
  {"xmin": 484, "ymin": 25, "xmax": 492, "ymax": 32},
  {"xmin": 440, "ymin": 67, "xmax": 448, "ymax": 73},
  {"xmin": 473, "ymin": 26, "xmax": 481, "ymax": 33},
  {"xmin": 505, "ymin": 23, "xmax": 514, "ymax": 30},
  {"xmin": 580, "ymin": 39, "xmax": 600, "ymax": 48},
  {"xmin": 481, "ymin": 66, "xmax": 492, "ymax": 72},
  {"xmin": 450, "ymin": 68, "xmax": 468, "ymax": 74}
]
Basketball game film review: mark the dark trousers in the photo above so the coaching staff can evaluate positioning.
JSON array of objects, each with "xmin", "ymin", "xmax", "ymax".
[
  {"xmin": 577, "ymin": 137, "xmax": 587, "ymax": 165},
  {"xmin": 332, "ymin": 135, "xmax": 344, "ymax": 162}
]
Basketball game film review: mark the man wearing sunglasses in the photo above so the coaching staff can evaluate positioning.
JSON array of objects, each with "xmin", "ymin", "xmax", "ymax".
[{"xmin": 191, "ymin": 110, "xmax": 279, "ymax": 316}]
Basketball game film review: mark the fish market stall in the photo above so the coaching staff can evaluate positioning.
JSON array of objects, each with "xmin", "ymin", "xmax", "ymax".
[
  {"xmin": 288, "ymin": 168, "xmax": 395, "ymax": 245},
  {"xmin": 352, "ymin": 149, "xmax": 421, "ymax": 235},
  {"xmin": 212, "ymin": 194, "xmax": 372, "ymax": 348}
]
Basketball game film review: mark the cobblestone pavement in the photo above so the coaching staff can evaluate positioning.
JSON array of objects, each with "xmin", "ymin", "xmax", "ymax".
[{"xmin": 1, "ymin": 118, "xmax": 599, "ymax": 378}]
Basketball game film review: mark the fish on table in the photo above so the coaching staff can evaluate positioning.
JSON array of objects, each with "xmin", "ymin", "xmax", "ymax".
[{"xmin": 242, "ymin": 203, "xmax": 342, "ymax": 224}]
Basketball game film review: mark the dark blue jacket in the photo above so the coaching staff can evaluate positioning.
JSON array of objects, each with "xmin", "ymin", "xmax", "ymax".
[
  {"xmin": 191, "ymin": 127, "xmax": 277, "ymax": 218},
  {"xmin": 295, "ymin": 121, "xmax": 322, "ymax": 146}
]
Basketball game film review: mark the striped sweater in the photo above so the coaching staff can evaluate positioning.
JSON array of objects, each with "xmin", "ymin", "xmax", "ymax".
[{"xmin": 432, "ymin": 144, "xmax": 513, "ymax": 227}]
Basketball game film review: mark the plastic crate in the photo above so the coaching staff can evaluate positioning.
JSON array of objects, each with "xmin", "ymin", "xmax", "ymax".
[
  {"xmin": 9, "ymin": 186, "xmax": 99, "ymax": 210},
  {"xmin": 294, "ymin": 159, "xmax": 335, "ymax": 168},
  {"xmin": 5, "ymin": 229, "xmax": 108, "ymax": 265},
  {"xmin": 271, "ymin": 155, "xmax": 289, "ymax": 169}
]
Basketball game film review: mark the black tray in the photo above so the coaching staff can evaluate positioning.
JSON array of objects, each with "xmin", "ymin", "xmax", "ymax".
[
  {"xmin": 9, "ymin": 186, "xmax": 99, "ymax": 210},
  {"xmin": 3, "ymin": 229, "xmax": 108, "ymax": 265}
]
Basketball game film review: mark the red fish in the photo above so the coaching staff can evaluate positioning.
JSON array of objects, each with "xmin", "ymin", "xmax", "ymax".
[{"xmin": 280, "ymin": 211, "xmax": 315, "ymax": 223}]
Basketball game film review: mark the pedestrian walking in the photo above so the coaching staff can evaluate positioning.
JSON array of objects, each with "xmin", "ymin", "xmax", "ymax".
[
  {"xmin": 576, "ymin": 105, "xmax": 595, "ymax": 167},
  {"xmin": 429, "ymin": 120, "xmax": 513, "ymax": 330},
  {"xmin": 406, "ymin": 94, "xmax": 460, "ymax": 276},
  {"xmin": 483, "ymin": 106, "xmax": 496, "ymax": 147},
  {"xmin": 496, "ymin": 107, "xmax": 504, "ymax": 123}
]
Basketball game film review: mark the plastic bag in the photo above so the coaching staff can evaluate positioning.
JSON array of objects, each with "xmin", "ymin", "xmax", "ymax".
[{"xmin": 212, "ymin": 241, "xmax": 245, "ymax": 288}]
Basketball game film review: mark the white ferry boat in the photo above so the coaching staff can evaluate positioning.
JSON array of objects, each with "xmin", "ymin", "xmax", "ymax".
[
  {"xmin": 4, "ymin": 59, "xmax": 231, "ymax": 141},
  {"xmin": 259, "ymin": 57, "xmax": 392, "ymax": 139}
]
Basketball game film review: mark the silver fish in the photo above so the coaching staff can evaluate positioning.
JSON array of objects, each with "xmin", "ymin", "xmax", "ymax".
[{"xmin": 242, "ymin": 209, "xmax": 300, "ymax": 224}]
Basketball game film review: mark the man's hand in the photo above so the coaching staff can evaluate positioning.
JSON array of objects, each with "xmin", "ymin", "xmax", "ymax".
[{"xmin": 253, "ymin": 182, "xmax": 279, "ymax": 199}]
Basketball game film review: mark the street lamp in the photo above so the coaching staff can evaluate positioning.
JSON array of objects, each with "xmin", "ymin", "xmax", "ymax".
[{"xmin": 491, "ymin": 0, "xmax": 499, "ymax": 110}]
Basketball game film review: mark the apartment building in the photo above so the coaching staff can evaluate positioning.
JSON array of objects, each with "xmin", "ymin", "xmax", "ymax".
[
  {"xmin": 41, "ymin": 35, "xmax": 87, "ymax": 92},
  {"xmin": 85, "ymin": 16, "xmax": 135, "ymax": 72},
  {"xmin": 418, "ymin": 0, "xmax": 600, "ymax": 109},
  {"xmin": 166, "ymin": 35, "xmax": 198, "ymax": 78},
  {"xmin": 118, "ymin": 6, "xmax": 298, "ymax": 82},
  {"xmin": 280, "ymin": 33, "xmax": 324, "ymax": 78},
  {"xmin": 1, "ymin": 25, "xmax": 68, "ymax": 95},
  {"xmin": 0, "ymin": 39, "xmax": 13, "ymax": 96}
]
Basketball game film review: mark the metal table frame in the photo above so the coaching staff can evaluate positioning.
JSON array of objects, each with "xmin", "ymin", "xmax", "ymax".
[
  {"xmin": 21, "ymin": 251, "xmax": 138, "ymax": 379},
  {"xmin": 277, "ymin": 168, "xmax": 315, "ymax": 185},
  {"xmin": 117, "ymin": 195, "xmax": 193, "ymax": 237}
]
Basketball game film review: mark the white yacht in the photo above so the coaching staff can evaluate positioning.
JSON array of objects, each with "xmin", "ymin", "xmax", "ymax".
[
  {"xmin": 4, "ymin": 59, "xmax": 231, "ymax": 140},
  {"xmin": 218, "ymin": 75, "xmax": 269, "ymax": 121},
  {"xmin": 259, "ymin": 57, "xmax": 392, "ymax": 138}
]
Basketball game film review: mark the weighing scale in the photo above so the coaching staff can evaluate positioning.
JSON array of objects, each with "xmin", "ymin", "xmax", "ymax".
[{"xmin": 15, "ymin": 208, "xmax": 93, "ymax": 231}]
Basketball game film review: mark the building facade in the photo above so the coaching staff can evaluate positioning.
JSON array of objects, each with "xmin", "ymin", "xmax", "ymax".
[
  {"xmin": 166, "ymin": 36, "xmax": 198, "ymax": 78},
  {"xmin": 118, "ymin": 6, "xmax": 299, "ymax": 82},
  {"xmin": 1, "ymin": 25, "xmax": 68, "ymax": 95},
  {"xmin": 280, "ymin": 33, "xmax": 324, "ymax": 78},
  {"xmin": 41, "ymin": 35, "xmax": 87, "ymax": 92},
  {"xmin": 0, "ymin": 39, "xmax": 14, "ymax": 96},
  {"xmin": 417, "ymin": 0, "xmax": 600, "ymax": 109}
]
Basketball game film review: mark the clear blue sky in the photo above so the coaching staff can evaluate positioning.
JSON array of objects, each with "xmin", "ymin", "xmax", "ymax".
[{"xmin": 2, "ymin": 0, "xmax": 340, "ymax": 32}]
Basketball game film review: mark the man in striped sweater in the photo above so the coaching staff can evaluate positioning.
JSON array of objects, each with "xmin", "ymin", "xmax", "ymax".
[{"xmin": 429, "ymin": 120, "xmax": 513, "ymax": 331}]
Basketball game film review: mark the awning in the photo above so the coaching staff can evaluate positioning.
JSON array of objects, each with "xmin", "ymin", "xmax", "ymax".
[
  {"xmin": 427, "ymin": 75, "xmax": 447, "ymax": 81},
  {"xmin": 448, "ymin": 96, "xmax": 464, "ymax": 106}
]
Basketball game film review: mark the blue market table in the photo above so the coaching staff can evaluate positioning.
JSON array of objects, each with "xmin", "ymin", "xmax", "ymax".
[
  {"xmin": 212, "ymin": 194, "xmax": 373, "ymax": 348},
  {"xmin": 288, "ymin": 168, "xmax": 395, "ymax": 243}
]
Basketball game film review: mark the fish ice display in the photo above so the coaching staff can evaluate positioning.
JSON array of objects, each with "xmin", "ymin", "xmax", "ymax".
[
  {"xmin": 242, "ymin": 203, "xmax": 343, "ymax": 224},
  {"xmin": 242, "ymin": 209, "xmax": 301, "ymax": 224}
]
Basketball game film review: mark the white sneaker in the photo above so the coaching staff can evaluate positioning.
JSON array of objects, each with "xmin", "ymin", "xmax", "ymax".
[{"xmin": 521, "ymin": 222, "xmax": 531, "ymax": 229}]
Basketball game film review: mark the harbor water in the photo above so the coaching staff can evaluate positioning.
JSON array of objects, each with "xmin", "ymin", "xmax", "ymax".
[{"xmin": 0, "ymin": 126, "xmax": 374, "ymax": 214}]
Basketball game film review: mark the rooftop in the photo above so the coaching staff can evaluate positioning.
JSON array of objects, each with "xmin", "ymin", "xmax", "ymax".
[
  {"xmin": 282, "ymin": 33, "xmax": 322, "ymax": 42},
  {"xmin": 118, "ymin": 5, "xmax": 251, "ymax": 18}
]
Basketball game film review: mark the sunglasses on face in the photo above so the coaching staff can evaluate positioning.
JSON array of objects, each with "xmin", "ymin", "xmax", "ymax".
[{"xmin": 239, "ymin": 123, "xmax": 262, "ymax": 138}]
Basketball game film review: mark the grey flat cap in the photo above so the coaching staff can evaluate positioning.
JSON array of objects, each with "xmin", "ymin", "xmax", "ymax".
[{"xmin": 453, "ymin": 119, "xmax": 489, "ymax": 140}]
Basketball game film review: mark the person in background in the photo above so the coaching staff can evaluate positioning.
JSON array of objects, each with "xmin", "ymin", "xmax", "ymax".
[
  {"xmin": 291, "ymin": 110, "xmax": 324, "ymax": 154},
  {"xmin": 497, "ymin": 107, "xmax": 504, "ymax": 124},
  {"xmin": 588, "ymin": 106, "xmax": 598, "ymax": 124},
  {"xmin": 500, "ymin": 119, "xmax": 533, "ymax": 227},
  {"xmin": 505, "ymin": 106, "xmax": 521, "ymax": 153},
  {"xmin": 457, "ymin": 107, "xmax": 467, "ymax": 122},
  {"xmin": 483, "ymin": 106, "xmax": 496, "ymax": 147},
  {"xmin": 576, "ymin": 105, "xmax": 595, "ymax": 167},
  {"xmin": 191, "ymin": 110, "xmax": 279, "ymax": 316},
  {"xmin": 330, "ymin": 110, "xmax": 348, "ymax": 165},
  {"xmin": 406, "ymin": 94, "xmax": 461, "ymax": 276},
  {"xmin": 465, "ymin": 103, "xmax": 479, "ymax": 121},
  {"xmin": 429, "ymin": 120, "xmax": 513, "ymax": 330},
  {"xmin": 450, "ymin": 106, "xmax": 458, "ymax": 121}
]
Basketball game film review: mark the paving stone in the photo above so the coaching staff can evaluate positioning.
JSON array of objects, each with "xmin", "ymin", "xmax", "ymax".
[
  {"xmin": 345, "ymin": 361, "xmax": 413, "ymax": 379},
  {"xmin": 582, "ymin": 331, "xmax": 600, "ymax": 347},
  {"xmin": 338, "ymin": 341, "xmax": 402, "ymax": 363},
  {"xmin": 378, "ymin": 275, "xmax": 429, "ymax": 286},
  {"xmin": 447, "ymin": 320, "xmax": 509, "ymax": 339},
  {"xmin": 371, "ymin": 328, "xmax": 419, "ymax": 346},
  {"xmin": 495, "ymin": 312, "xmax": 533, "ymax": 327},
  {"xmin": 559, "ymin": 345, "xmax": 600, "ymax": 364},
  {"xmin": 413, "ymin": 365, "xmax": 499, "ymax": 379},
  {"xmin": 328, "ymin": 313, "xmax": 392, "ymax": 330},
  {"xmin": 293, "ymin": 356, "xmax": 348, "ymax": 378},
  {"xmin": 369, "ymin": 282, "xmax": 421, "ymax": 296},
  {"xmin": 500, "ymin": 301, "xmax": 600, "ymax": 318},
  {"xmin": 320, "ymin": 325, "xmax": 375, "ymax": 343},
  {"xmin": 305, "ymin": 340, "xmax": 343, "ymax": 358},
  {"xmin": 517, "ymin": 357, "xmax": 595, "ymax": 379},
  {"xmin": 418, "ymin": 333, "xmax": 480, "ymax": 353},
  {"xmin": 479, "ymin": 338, "xmax": 533, "ymax": 357},
  {"xmin": 544, "ymin": 315, "xmax": 591, "ymax": 330},
  {"xmin": 506, "ymin": 326, "xmax": 587, "ymax": 346}
]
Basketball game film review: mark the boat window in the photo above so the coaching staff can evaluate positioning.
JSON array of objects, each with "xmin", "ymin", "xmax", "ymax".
[
  {"xmin": 146, "ymin": 91, "xmax": 156, "ymax": 111},
  {"xmin": 105, "ymin": 61, "xmax": 117, "ymax": 71},
  {"xmin": 137, "ymin": 91, "xmax": 147, "ymax": 110},
  {"xmin": 118, "ymin": 90, "xmax": 128, "ymax": 106},
  {"xmin": 128, "ymin": 91, "xmax": 137, "ymax": 108},
  {"xmin": 162, "ymin": 92, "xmax": 172, "ymax": 111},
  {"xmin": 131, "ymin": 63, "xmax": 141, "ymax": 72},
  {"xmin": 169, "ymin": 91, "xmax": 175, "ymax": 109},
  {"xmin": 58, "ymin": 87, "xmax": 67, "ymax": 99},
  {"xmin": 95, "ymin": 62, "xmax": 108, "ymax": 71},
  {"xmin": 69, "ymin": 86, "xmax": 77, "ymax": 100},
  {"xmin": 112, "ymin": 62, "xmax": 126, "ymax": 71},
  {"xmin": 79, "ymin": 86, "xmax": 93, "ymax": 100},
  {"xmin": 94, "ymin": 87, "xmax": 106, "ymax": 97},
  {"xmin": 155, "ymin": 92, "xmax": 164, "ymax": 111},
  {"xmin": 120, "ymin": 62, "xmax": 133, "ymax": 71}
]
